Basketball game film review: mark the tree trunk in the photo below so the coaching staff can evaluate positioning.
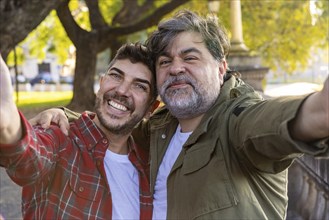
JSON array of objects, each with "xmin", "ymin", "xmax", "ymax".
[{"xmin": 67, "ymin": 36, "xmax": 98, "ymax": 112}]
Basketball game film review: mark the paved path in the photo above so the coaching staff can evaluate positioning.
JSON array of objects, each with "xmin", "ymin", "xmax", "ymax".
[{"xmin": 0, "ymin": 169, "xmax": 22, "ymax": 220}]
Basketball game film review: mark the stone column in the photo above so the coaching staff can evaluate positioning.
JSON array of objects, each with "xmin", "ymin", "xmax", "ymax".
[{"xmin": 230, "ymin": 0, "xmax": 249, "ymax": 54}]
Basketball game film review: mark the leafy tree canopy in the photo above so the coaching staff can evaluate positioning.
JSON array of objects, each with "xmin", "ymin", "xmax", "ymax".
[
  {"xmin": 9, "ymin": 0, "xmax": 328, "ymax": 74},
  {"xmin": 7, "ymin": 0, "xmax": 328, "ymax": 78}
]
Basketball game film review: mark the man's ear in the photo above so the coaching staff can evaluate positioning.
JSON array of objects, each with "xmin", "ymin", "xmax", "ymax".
[
  {"xmin": 219, "ymin": 60, "xmax": 227, "ymax": 85},
  {"xmin": 99, "ymin": 74, "xmax": 105, "ymax": 84}
]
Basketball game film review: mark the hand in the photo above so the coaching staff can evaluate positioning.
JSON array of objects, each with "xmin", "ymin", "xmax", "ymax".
[
  {"xmin": 320, "ymin": 77, "xmax": 328, "ymax": 105},
  {"xmin": 319, "ymin": 77, "xmax": 329, "ymax": 134},
  {"xmin": 29, "ymin": 108, "xmax": 70, "ymax": 136},
  {"xmin": 290, "ymin": 76, "xmax": 329, "ymax": 141}
]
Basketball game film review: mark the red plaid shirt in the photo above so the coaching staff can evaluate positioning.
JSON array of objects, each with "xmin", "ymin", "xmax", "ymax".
[{"xmin": 0, "ymin": 112, "xmax": 153, "ymax": 219}]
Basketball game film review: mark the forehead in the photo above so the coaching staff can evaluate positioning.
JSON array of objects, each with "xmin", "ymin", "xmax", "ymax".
[
  {"xmin": 111, "ymin": 59, "xmax": 152, "ymax": 81},
  {"xmin": 165, "ymin": 32, "xmax": 206, "ymax": 55}
]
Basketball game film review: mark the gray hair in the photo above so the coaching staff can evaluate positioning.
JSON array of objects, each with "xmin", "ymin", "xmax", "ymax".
[{"xmin": 146, "ymin": 10, "xmax": 230, "ymax": 63}]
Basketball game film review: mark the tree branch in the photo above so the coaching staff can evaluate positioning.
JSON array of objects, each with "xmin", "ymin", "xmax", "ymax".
[
  {"xmin": 0, "ymin": 0, "xmax": 62, "ymax": 58},
  {"xmin": 56, "ymin": 0, "xmax": 88, "ymax": 46},
  {"xmin": 112, "ymin": 0, "xmax": 154, "ymax": 25},
  {"xmin": 99, "ymin": 0, "xmax": 190, "ymax": 49},
  {"xmin": 85, "ymin": 0, "xmax": 107, "ymax": 29}
]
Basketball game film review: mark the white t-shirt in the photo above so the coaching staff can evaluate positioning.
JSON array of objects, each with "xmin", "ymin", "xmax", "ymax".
[
  {"xmin": 152, "ymin": 125, "xmax": 192, "ymax": 220},
  {"xmin": 104, "ymin": 149, "xmax": 140, "ymax": 219}
]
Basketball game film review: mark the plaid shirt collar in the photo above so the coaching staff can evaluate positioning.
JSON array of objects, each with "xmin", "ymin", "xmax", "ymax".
[
  {"xmin": 77, "ymin": 112, "xmax": 149, "ymax": 165},
  {"xmin": 77, "ymin": 112, "xmax": 153, "ymax": 219}
]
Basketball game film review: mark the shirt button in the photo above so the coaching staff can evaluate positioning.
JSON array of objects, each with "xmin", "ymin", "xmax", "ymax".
[
  {"xmin": 161, "ymin": 134, "xmax": 166, "ymax": 139},
  {"xmin": 102, "ymin": 139, "xmax": 108, "ymax": 144},
  {"xmin": 79, "ymin": 186, "xmax": 84, "ymax": 192}
]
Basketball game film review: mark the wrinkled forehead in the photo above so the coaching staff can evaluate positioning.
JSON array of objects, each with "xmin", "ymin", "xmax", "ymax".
[{"xmin": 158, "ymin": 32, "xmax": 206, "ymax": 57}]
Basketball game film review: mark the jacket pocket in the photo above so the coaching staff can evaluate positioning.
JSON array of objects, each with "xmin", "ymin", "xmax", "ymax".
[
  {"xmin": 169, "ymin": 141, "xmax": 238, "ymax": 219},
  {"xmin": 182, "ymin": 143, "xmax": 216, "ymax": 175},
  {"xmin": 68, "ymin": 155, "xmax": 105, "ymax": 202}
]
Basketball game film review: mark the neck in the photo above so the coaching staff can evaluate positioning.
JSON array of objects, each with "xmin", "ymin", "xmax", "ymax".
[
  {"xmin": 178, "ymin": 114, "xmax": 204, "ymax": 133},
  {"xmin": 93, "ymin": 117, "xmax": 130, "ymax": 155},
  {"xmin": 106, "ymin": 133, "xmax": 130, "ymax": 155}
]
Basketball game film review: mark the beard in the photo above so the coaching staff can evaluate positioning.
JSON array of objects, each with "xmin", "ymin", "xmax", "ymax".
[
  {"xmin": 159, "ymin": 74, "xmax": 220, "ymax": 119},
  {"xmin": 94, "ymin": 92, "xmax": 145, "ymax": 135}
]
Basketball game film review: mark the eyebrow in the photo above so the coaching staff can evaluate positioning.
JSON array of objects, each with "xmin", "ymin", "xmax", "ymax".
[
  {"xmin": 109, "ymin": 67, "xmax": 152, "ymax": 88},
  {"xmin": 159, "ymin": 47, "xmax": 202, "ymax": 58},
  {"xmin": 181, "ymin": 47, "xmax": 202, "ymax": 55}
]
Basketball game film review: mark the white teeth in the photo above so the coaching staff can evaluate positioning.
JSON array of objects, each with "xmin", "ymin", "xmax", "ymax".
[{"xmin": 108, "ymin": 100, "xmax": 128, "ymax": 111}]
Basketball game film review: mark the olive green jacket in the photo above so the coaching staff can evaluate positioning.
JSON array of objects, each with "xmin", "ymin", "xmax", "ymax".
[
  {"xmin": 65, "ymin": 76, "xmax": 328, "ymax": 219},
  {"xmin": 132, "ymin": 76, "xmax": 328, "ymax": 219}
]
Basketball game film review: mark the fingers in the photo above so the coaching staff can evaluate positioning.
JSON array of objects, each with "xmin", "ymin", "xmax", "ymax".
[
  {"xmin": 28, "ymin": 108, "xmax": 70, "ymax": 136},
  {"xmin": 29, "ymin": 112, "xmax": 53, "ymax": 129},
  {"xmin": 56, "ymin": 114, "xmax": 69, "ymax": 136}
]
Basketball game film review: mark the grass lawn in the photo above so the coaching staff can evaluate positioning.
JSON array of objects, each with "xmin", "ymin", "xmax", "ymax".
[{"xmin": 14, "ymin": 91, "xmax": 73, "ymax": 109}]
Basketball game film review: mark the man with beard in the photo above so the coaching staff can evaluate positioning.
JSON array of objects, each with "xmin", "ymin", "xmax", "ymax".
[
  {"xmin": 30, "ymin": 10, "xmax": 328, "ymax": 219},
  {"xmin": 138, "ymin": 10, "xmax": 328, "ymax": 219},
  {"xmin": 0, "ymin": 43, "xmax": 157, "ymax": 219}
]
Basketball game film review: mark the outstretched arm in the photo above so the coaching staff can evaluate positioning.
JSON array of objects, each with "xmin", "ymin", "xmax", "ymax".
[
  {"xmin": 0, "ymin": 54, "xmax": 22, "ymax": 144},
  {"xmin": 290, "ymin": 77, "xmax": 329, "ymax": 141}
]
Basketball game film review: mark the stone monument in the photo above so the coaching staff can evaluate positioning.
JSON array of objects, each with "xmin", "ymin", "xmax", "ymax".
[{"xmin": 225, "ymin": 0, "xmax": 269, "ymax": 92}]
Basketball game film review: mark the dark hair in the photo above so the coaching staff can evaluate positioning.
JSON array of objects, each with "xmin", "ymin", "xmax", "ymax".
[
  {"xmin": 107, "ymin": 42, "xmax": 158, "ymax": 100},
  {"xmin": 146, "ymin": 10, "xmax": 230, "ymax": 63}
]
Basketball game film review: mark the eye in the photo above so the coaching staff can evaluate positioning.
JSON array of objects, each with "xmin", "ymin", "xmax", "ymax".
[
  {"xmin": 184, "ymin": 56, "xmax": 197, "ymax": 61},
  {"xmin": 108, "ymin": 72, "xmax": 122, "ymax": 81},
  {"xmin": 158, "ymin": 58, "xmax": 171, "ymax": 66},
  {"xmin": 134, "ymin": 83, "xmax": 148, "ymax": 92}
]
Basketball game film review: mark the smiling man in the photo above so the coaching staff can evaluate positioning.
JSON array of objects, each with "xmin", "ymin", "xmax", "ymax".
[
  {"xmin": 134, "ymin": 10, "xmax": 329, "ymax": 219},
  {"xmin": 0, "ymin": 43, "xmax": 157, "ymax": 219}
]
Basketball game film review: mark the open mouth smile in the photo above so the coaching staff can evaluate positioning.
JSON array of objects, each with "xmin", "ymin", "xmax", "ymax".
[{"xmin": 108, "ymin": 100, "xmax": 128, "ymax": 112}]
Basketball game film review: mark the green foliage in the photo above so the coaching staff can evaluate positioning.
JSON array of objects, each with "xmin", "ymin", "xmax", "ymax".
[
  {"xmin": 8, "ymin": 0, "xmax": 328, "ymax": 76},
  {"xmin": 69, "ymin": 0, "xmax": 91, "ymax": 30},
  {"xmin": 179, "ymin": 1, "xmax": 328, "ymax": 75},
  {"xmin": 99, "ymin": 0, "xmax": 122, "ymax": 25},
  {"xmin": 240, "ymin": 0, "xmax": 328, "ymax": 74},
  {"xmin": 9, "ymin": 10, "xmax": 72, "ymax": 65},
  {"xmin": 7, "ymin": 47, "xmax": 25, "ymax": 66}
]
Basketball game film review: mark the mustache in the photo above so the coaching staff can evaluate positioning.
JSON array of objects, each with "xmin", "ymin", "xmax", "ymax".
[
  {"xmin": 103, "ymin": 92, "xmax": 134, "ymax": 110},
  {"xmin": 162, "ymin": 75, "xmax": 196, "ymax": 90}
]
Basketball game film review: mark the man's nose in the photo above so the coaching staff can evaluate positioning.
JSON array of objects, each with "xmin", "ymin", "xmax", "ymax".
[
  {"xmin": 115, "ymin": 81, "xmax": 131, "ymax": 95},
  {"xmin": 169, "ymin": 59, "xmax": 185, "ymax": 76}
]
